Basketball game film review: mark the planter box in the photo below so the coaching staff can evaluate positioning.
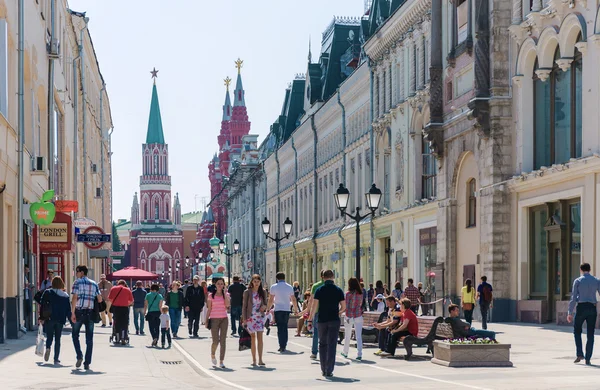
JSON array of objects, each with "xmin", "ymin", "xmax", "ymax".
[{"xmin": 431, "ymin": 341, "xmax": 513, "ymax": 367}]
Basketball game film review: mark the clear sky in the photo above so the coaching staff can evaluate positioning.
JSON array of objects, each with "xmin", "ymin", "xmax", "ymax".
[{"xmin": 68, "ymin": 0, "xmax": 366, "ymax": 221}]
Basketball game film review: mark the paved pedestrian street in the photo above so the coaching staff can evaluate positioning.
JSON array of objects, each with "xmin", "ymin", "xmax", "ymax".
[{"xmin": 1, "ymin": 318, "xmax": 599, "ymax": 389}]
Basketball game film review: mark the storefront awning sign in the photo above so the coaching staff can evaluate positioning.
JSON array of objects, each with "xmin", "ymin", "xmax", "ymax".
[
  {"xmin": 30, "ymin": 190, "xmax": 56, "ymax": 226},
  {"xmin": 74, "ymin": 217, "xmax": 96, "ymax": 229},
  {"xmin": 55, "ymin": 200, "xmax": 79, "ymax": 213}
]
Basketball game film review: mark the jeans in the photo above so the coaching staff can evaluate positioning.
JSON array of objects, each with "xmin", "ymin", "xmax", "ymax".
[
  {"xmin": 169, "ymin": 308, "xmax": 182, "ymax": 335},
  {"xmin": 480, "ymin": 302, "xmax": 490, "ymax": 329},
  {"xmin": 317, "ymin": 319, "xmax": 341, "ymax": 375},
  {"xmin": 464, "ymin": 308, "xmax": 474, "ymax": 324},
  {"xmin": 133, "ymin": 308, "xmax": 145, "ymax": 333},
  {"xmin": 378, "ymin": 328, "xmax": 390, "ymax": 351},
  {"xmin": 72, "ymin": 309, "xmax": 95, "ymax": 365},
  {"xmin": 387, "ymin": 330, "xmax": 411, "ymax": 356},
  {"xmin": 274, "ymin": 311, "xmax": 290, "ymax": 350},
  {"xmin": 468, "ymin": 327, "xmax": 496, "ymax": 340},
  {"xmin": 161, "ymin": 327, "xmax": 172, "ymax": 346},
  {"xmin": 311, "ymin": 312, "xmax": 319, "ymax": 355},
  {"xmin": 343, "ymin": 316, "xmax": 363, "ymax": 358},
  {"xmin": 230, "ymin": 306, "xmax": 242, "ymax": 335},
  {"xmin": 147, "ymin": 311, "xmax": 161, "ymax": 340},
  {"xmin": 188, "ymin": 308, "xmax": 201, "ymax": 335},
  {"xmin": 45, "ymin": 320, "xmax": 64, "ymax": 361},
  {"xmin": 574, "ymin": 302, "xmax": 597, "ymax": 361}
]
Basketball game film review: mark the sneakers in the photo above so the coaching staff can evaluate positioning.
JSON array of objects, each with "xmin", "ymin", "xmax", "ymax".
[
  {"xmin": 168, "ymin": 343, "xmax": 171, "ymax": 349},
  {"xmin": 379, "ymin": 352, "xmax": 391, "ymax": 357},
  {"xmin": 44, "ymin": 348, "xmax": 51, "ymax": 362},
  {"xmin": 101, "ymin": 324, "xmax": 106, "ymax": 328},
  {"xmin": 310, "ymin": 354, "xmax": 317, "ymax": 359},
  {"xmin": 162, "ymin": 344, "xmax": 165, "ymax": 349},
  {"xmin": 136, "ymin": 330, "xmax": 139, "ymax": 335},
  {"xmin": 76, "ymin": 357, "xmax": 83, "ymax": 368},
  {"xmin": 219, "ymin": 363, "xmax": 226, "ymax": 369},
  {"xmin": 53, "ymin": 359, "xmax": 60, "ymax": 365},
  {"xmin": 356, "ymin": 356, "xmax": 362, "ymax": 361},
  {"xmin": 374, "ymin": 350, "xmax": 383, "ymax": 356},
  {"xmin": 211, "ymin": 356, "xmax": 217, "ymax": 366},
  {"xmin": 341, "ymin": 352, "xmax": 348, "ymax": 358}
]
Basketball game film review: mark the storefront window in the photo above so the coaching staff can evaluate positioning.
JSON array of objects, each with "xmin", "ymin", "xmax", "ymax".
[
  {"xmin": 530, "ymin": 208, "xmax": 548, "ymax": 295},
  {"xmin": 569, "ymin": 202, "xmax": 581, "ymax": 292},
  {"xmin": 419, "ymin": 227, "xmax": 437, "ymax": 290}
]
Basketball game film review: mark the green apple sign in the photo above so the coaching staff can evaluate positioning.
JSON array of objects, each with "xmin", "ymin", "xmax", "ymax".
[{"xmin": 30, "ymin": 190, "xmax": 56, "ymax": 226}]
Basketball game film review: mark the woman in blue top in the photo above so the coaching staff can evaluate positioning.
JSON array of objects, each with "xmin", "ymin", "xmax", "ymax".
[
  {"xmin": 40, "ymin": 276, "xmax": 71, "ymax": 364},
  {"xmin": 145, "ymin": 283, "xmax": 164, "ymax": 347}
]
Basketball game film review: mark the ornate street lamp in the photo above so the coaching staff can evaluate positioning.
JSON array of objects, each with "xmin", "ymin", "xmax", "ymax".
[
  {"xmin": 219, "ymin": 238, "xmax": 240, "ymax": 285},
  {"xmin": 261, "ymin": 217, "xmax": 293, "ymax": 273},
  {"xmin": 334, "ymin": 183, "xmax": 382, "ymax": 280}
]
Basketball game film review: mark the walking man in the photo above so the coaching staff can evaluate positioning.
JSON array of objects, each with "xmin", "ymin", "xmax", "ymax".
[
  {"xmin": 228, "ymin": 276, "xmax": 246, "ymax": 336},
  {"xmin": 98, "ymin": 274, "xmax": 113, "ymax": 327},
  {"xmin": 185, "ymin": 275, "xmax": 206, "ymax": 337},
  {"xmin": 308, "ymin": 270, "xmax": 345, "ymax": 377},
  {"xmin": 267, "ymin": 272, "xmax": 298, "ymax": 353},
  {"xmin": 476, "ymin": 275, "xmax": 493, "ymax": 329},
  {"xmin": 309, "ymin": 270, "xmax": 325, "ymax": 359},
  {"xmin": 132, "ymin": 281, "xmax": 147, "ymax": 335},
  {"xmin": 71, "ymin": 265, "xmax": 102, "ymax": 370},
  {"xmin": 567, "ymin": 263, "xmax": 600, "ymax": 365}
]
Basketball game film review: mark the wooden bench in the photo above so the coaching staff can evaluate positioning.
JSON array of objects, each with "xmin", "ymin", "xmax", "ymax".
[{"xmin": 402, "ymin": 317, "xmax": 449, "ymax": 359}]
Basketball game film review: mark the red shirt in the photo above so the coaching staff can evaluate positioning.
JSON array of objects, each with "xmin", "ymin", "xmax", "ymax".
[
  {"xmin": 402, "ymin": 308, "xmax": 419, "ymax": 336},
  {"xmin": 108, "ymin": 285, "xmax": 133, "ymax": 307}
]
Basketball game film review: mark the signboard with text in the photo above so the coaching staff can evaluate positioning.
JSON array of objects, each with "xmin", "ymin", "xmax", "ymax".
[{"xmin": 55, "ymin": 200, "xmax": 79, "ymax": 213}]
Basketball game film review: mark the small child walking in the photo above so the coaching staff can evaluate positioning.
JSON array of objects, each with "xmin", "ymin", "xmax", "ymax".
[{"xmin": 160, "ymin": 305, "xmax": 172, "ymax": 348}]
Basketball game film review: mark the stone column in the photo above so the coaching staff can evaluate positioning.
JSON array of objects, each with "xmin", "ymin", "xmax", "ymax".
[
  {"xmin": 379, "ymin": 71, "xmax": 385, "ymax": 117},
  {"xmin": 399, "ymin": 45, "xmax": 405, "ymax": 100},
  {"xmin": 409, "ymin": 35, "xmax": 416, "ymax": 96},
  {"xmin": 419, "ymin": 32, "xmax": 426, "ymax": 89},
  {"xmin": 531, "ymin": 0, "xmax": 542, "ymax": 12},
  {"xmin": 373, "ymin": 67, "xmax": 379, "ymax": 119},
  {"xmin": 512, "ymin": 0, "xmax": 522, "ymax": 24},
  {"xmin": 389, "ymin": 62, "xmax": 394, "ymax": 108}
]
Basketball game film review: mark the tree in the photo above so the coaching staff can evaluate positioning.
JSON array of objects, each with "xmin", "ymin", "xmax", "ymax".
[{"xmin": 112, "ymin": 222, "xmax": 122, "ymax": 252}]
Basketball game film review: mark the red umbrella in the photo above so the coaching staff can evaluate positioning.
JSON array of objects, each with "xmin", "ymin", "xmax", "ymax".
[{"xmin": 106, "ymin": 266, "xmax": 159, "ymax": 281}]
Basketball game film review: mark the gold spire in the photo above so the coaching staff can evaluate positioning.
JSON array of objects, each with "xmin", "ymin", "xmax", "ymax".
[
  {"xmin": 224, "ymin": 76, "xmax": 232, "ymax": 91},
  {"xmin": 234, "ymin": 58, "xmax": 243, "ymax": 74},
  {"xmin": 213, "ymin": 221, "xmax": 217, "ymax": 237}
]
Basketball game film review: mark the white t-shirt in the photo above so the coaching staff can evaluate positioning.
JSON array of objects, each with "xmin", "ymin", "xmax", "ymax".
[
  {"xmin": 159, "ymin": 312, "xmax": 170, "ymax": 329},
  {"xmin": 270, "ymin": 281, "xmax": 294, "ymax": 312}
]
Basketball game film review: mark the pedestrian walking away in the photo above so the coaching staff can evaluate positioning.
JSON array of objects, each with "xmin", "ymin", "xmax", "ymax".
[
  {"xmin": 267, "ymin": 272, "xmax": 298, "ymax": 353},
  {"xmin": 477, "ymin": 276, "xmax": 493, "ymax": 329},
  {"xmin": 206, "ymin": 277, "xmax": 230, "ymax": 368},
  {"xmin": 98, "ymin": 274, "xmax": 113, "ymax": 327},
  {"xmin": 567, "ymin": 262, "xmax": 600, "ymax": 365},
  {"xmin": 160, "ymin": 305, "xmax": 172, "ymax": 348},
  {"xmin": 228, "ymin": 275, "xmax": 247, "ymax": 336},
  {"xmin": 70, "ymin": 265, "xmax": 103, "ymax": 370},
  {"xmin": 39, "ymin": 276, "xmax": 71, "ymax": 364},
  {"xmin": 342, "ymin": 277, "xmax": 364, "ymax": 360},
  {"xmin": 107, "ymin": 280, "xmax": 134, "ymax": 345},
  {"xmin": 308, "ymin": 269, "xmax": 345, "ymax": 377},
  {"xmin": 185, "ymin": 275, "xmax": 206, "ymax": 338},
  {"xmin": 165, "ymin": 282, "xmax": 184, "ymax": 338},
  {"xmin": 132, "ymin": 281, "xmax": 147, "ymax": 335},
  {"xmin": 145, "ymin": 283, "xmax": 164, "ymax": 347},
  {"xmin": 461, "ymin": 279, "xmax": 476, "ymax": 324},
  {"xmin": 242, "ymin": 274, "xmax": 268, "ymax": 366},
  {"xmin": 309, "ymin": 270, "xmax": 325, "ymax": 359}
]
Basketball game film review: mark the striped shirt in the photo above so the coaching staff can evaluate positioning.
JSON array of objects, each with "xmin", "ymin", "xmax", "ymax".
[
  {"xmin": 345, "ymin": 291, "xmax": 363, "ymax": 318},
  {"xmin": 71, "ymin": 277, "xmax": 100, "ymax": 310},
  {"xmin": 209, "ymin": 293, "xmax": 229, "ymax": 319}
]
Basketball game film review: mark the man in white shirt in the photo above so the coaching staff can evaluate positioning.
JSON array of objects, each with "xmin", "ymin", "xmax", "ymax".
[{"xmin": 267, "ymin": 272, "xmax": 298, "ymax": 353}]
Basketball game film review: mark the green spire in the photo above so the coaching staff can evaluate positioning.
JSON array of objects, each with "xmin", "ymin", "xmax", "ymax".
[{"xmin": 146, "ymin": 82, "xmax": 165, "ymax": 144}]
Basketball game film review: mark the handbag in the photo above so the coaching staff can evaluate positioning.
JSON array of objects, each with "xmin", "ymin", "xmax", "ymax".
[
  {"xmin": 145, "ymin": 294, "xmax": 158, "ymax": 321},
  {"xmin": 206, "ymin": 319, "xmax": 212, "ymax": 330},
  {"xmin": 108, "ymin": 287, "xmax": 123, "ymax": 314},
  {"xmin": 463, "ymin": 302, "xmax": 474, "ymax": 311},
  {"xmin": 35, "ymin": 327, "xmax": 45, "ymax": 357},
  {"xmin": 239, "ymin": 327, "xmax": 251, "ymax": 351}
]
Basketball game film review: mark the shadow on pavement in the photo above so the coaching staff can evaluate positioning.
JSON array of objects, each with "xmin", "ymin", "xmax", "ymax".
[
  {"xmin": 318, "ymin": 376, "xmax": 360, "ymax": 383},
  {"xmin": 36, "ymin": 362, "xmax": 73, "ymax": 368},
  {"xmin": 210, "ymin": 367, "xmax": 235, "ymax": 372},
  {"xmin": 244, "ymin": 366, "xmax": 276, "ymax": 371},
  {"xmin": 70, "ymin": 369, "xmax": 105, "ymax": 375},
  {"xmin": 0, "ymin": 334, "xmax": 36, "ymax": 363},
  {"xmin": 334, "ymin": 361, "xmax": 350, "ymax": 366}
]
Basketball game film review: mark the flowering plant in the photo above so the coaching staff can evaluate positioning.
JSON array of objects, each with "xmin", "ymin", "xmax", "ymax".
[{"xmin": 443, "ymin": 337, "xmax": 498, "ymax": 345}]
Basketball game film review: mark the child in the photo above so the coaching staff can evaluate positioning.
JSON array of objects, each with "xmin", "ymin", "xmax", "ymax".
[
  {"xmin": 264, "ymin": 308, "xmax": 274, "ymax": 336},
  {"xmin": 160, "ymin": 305, "xmax": 172, "ymax": 348},
  {"xmin": 374, "ymin": 294, "xmax": 385, "ymax": 312}
]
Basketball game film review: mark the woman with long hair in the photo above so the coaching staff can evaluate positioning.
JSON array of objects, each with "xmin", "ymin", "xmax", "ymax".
[
  {"xmin": 461, "ymin": 279, "xmax": 476, "ymax": 324},
  {"xmin": 165, "ymin": 281, "xmax": 184, "ymax": 338},
  {"xmin": 242, "ymin": 274, "xmax": 268, "ymax": 366},
  {"xmin": 341, "ymin": 277, "xmax": 364, "ymax": 360},
  {"xmin": 40, "ymin": 276, "xmax": 71, "ymax": 364},
  {"xmin": 392, "ymin": 281, "xmax": 403, "ymax": 299},
  {"xmin": 206, "ymin": 278, "xmax": 230, "ymax": 368},
  {"xmin": 145, "ymin": 283, "xmax": 164, "ymax": 347}
]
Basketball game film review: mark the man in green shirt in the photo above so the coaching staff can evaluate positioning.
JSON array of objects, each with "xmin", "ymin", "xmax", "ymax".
[{"xmin": 309, "ymin": 270, "xmax": 325, "ymax": 359}]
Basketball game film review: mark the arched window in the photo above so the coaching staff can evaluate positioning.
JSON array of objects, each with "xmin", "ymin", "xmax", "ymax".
[
  {"xmin": 166, "ymin": 204, "xmax": 170, "ymax": 220},
  {"xmin": 533, "ymin": 40, "xmax": 582, "ymax": 169},
  {"xmin": 154, "ymin": 202, "xmax": 159, "ymax": 219},
  {"xmin": 467, "ymin": 178, "xmax": 476, "ymax": 227},
  {"xmin": 144, "ymin": 203, "xmax": 148, "ymax": 220}
]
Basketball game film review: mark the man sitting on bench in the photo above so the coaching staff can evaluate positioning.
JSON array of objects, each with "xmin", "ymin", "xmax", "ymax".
[
  {"xmin": 379, "ymin": 298, "xmax": 418, "ymax": 357},
  {"xmin": 446, "ymin": 304, "xmax": 496, "ymax": 340},
  {"xmin": 373, "ymin": 296, "xmax": 401, "ymax": 355}
]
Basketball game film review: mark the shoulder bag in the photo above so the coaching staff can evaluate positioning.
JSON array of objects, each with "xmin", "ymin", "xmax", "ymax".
[
  {"xmin": 108, "ymin": 287, "xmax": 123, "ymax": 313},
  {"xmin": 145, "ymin": 294, "xmax": 159, "ymax": 321}
]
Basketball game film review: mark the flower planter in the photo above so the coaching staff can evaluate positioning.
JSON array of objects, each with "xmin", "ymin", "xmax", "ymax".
[{"xmin": 431, "ymin": 340, "xmax": 513, "ymax": 367}]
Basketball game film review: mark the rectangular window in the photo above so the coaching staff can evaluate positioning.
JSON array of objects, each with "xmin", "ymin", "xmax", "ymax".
[
  {"xmin": 530, "ymin": 207, "xmax": 548, "ymax": 295},
  {"xmin": 554, "ymin": 67, "xmax": 572, "ymax": 165},
  {"xmin": 534, "ymin": 77, "xmax": 551, "ymax": 169},
  {"xmin": 419, "ymin": 227, "xmax": 437, "ymax": 291},
  {"xmin": 569, "ymin": 202, "xmax": 581, "ymax": 293},
  {"xmin": 457, "ymin": 0, "xmax": 468, "ymax": 43},
  {"xmin": 422, "ymin": 139, "xmax": 437, "ymax": 199},
  {"xmin": 0, "ymin": 19, "xmax": 8, "ymax": 117}
]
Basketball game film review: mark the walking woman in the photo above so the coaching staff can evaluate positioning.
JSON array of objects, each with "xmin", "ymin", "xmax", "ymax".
[
  {"xmin": 165, "ymin": 281, "xmax": 184, "ymax": 338},
  {"xmin": 145, "ymin": 283, "xmax": 164, "ymax": 347},
  {"xmin": 40, "ymin": 276, "xmax": 71, "ymax": 364},
  {"xmin": 461, "ymin": 279, "xmax": 476, "ymax": 324},
  {"xmin": 342, "ymin": 277, "xmax": 364, "ymax": 360},
  {"xmin": 242, "ymin": 274, "xmax": 268, "ymax": 366},
  {"xmin": 200, "ymin": 280, "xmax": 208, "ymax": 325},
  {"xmin": 206, "ymin": 277, "xmax": 230, "ymax": 368},
  {"xmin": 392, "ymin": 282, "xmax": 403, "ymax": 299}
]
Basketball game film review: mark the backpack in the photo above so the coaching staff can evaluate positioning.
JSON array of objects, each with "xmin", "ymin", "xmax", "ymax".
[
  {"xmin": 41, "ymin": 290, "xmax": 54, "ymax": 320},
  {"xmin": 482, "ymin": 284, "xmax": 493, "ymax": 303}
]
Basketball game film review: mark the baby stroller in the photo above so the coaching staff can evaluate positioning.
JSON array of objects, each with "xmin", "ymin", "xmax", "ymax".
[{"xmin": 109, "ymin": 306, "xmax": 130, "ymax": 345}]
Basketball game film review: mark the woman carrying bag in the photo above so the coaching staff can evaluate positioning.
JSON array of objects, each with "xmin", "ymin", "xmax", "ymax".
[
  {"xmin": 461, "ymin": 279, "xmax": 476, "ymax": 324},
  {"xmin": 242, "ymin": 274, "xmax": 267, "ymax": 366},
  {"xmin": 206, "ymin": 278, "xmax": 230, "ymax": 368},
  {"xmin": 145, "ymin": 283, "xmax": 164, "ymax": 347},
  {"xmin": 39, "ymin": 276, "xmax": 71, "ymax": 364},
  {"xmin": 165, "ymin": 282, "xmax": 184, "ymax": 338}
]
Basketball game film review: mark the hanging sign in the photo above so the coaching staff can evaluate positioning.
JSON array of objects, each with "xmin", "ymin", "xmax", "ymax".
[
  {"xmin": 74, "ymin": 218, "xmax": 96, "ymax": 229},
  {"xmin": 55, "ymin": 200, "xmax": 79, "ymax": 213},
  {"xmin": 30, "ymin": 190, "xmax": 56, "ymax": 226}
]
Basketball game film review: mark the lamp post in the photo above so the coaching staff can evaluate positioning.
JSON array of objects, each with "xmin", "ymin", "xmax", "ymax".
[
  {"xmin": 207, "ymin": 249, "xmax": 215, "ymax": 281},
  {"xmin": 334, "ymin": 183, "xmax": 382, "ymax": 281},
  {"xmin": 194, "ymin": 252, "xmax": 202, "ymax": 279},
  {"xmin": 261, "ymin": 217, "xmax": 293, "ymax": 274},
  {"xmin": 219, "ymin": 238, "xmax": 240, "ymax": 285}
]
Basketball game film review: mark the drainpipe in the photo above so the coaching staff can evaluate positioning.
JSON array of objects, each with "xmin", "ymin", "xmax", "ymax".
[
  {"xmin": 251, "ymin": 174, "xmax": 256, "ymax": 277},
  {"xmin": 337, "ymin": 90, "xmax": 347, "ymax": 284},
  {"xmin": 72, "ymin": 47, "xmax": 80, "ymax": 266},
  {"xmin": 291, "ymin": 137, "xmax": 299, "ymax": 281},
  {"xmin": 100, "ymin": 83, "xmax": 106, "ymax": 230},
  {"xmin": 48, "ymin": 0, "xmax": 56, "ymax": 192},
  {"xmin": 79, "ymin": 18, "xmax": 89, "ymax": 217},
  {"xmin": 109, "ymin": 126, "xmax": 114, "ymax": 229},
  {"xmin": 17, "ymin": 0, "xmax": 25, "ymax": 335},
  {"xmin": 310, "ymin": 115, "xmax": 318, "ymax": 282},
  {"xmin": 368, "ymin": 60, "xmax": 376, "ymax": 285}
]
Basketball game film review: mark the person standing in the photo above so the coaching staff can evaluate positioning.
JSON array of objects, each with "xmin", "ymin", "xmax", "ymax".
[
  {"xmin": 206, "ymin": 278, "xmax": 230, "ymax": 368},
  {"xmin": 308, "ymin": 270, "xmax": 345, "ymax": 378},
  {"xmin": 40, "ymin": 276, "xmax": 71, "ymax": 364},
  {"xmin": 228, "ymin": 276, "xmax": 246, "ymax": 336},
  {"xmin": 165, "ymin": 282, "xmax": 184, "ymax": 338},
  {"xmin": 476, "ymin": 276, "xmax": 493, "ymax": 329},
  {"xmin": 23, "ymin": 265, "xmax": 32, "ymax": 330},
  {"xmin": 107, "ymin": 280, "xmax": 134, "ymax": 344},
  {"xmin": 98, "ymin": 274, "xmax": 113, "ymax": 327},
  {"xmin": 131, "ymin": 281, "xmax": 147, "ymax": 335},
  {"xmin": 242, "ymin": 274, "xmax": 268, "ymax": 366},
  {"xmin": 568, "ymin": 263, "xmax": 600, "ymax": 365},
  {"xmin": 70, "ymin": 265, "xmax": 102, "ymax": 370},
  {"xmin": 185, "ymin": 275, "xmax": 206, "ymax": 338},
  {"xmin": 392, "ymin": 282, "xmax": 403, "ymax": 300},
  {"xmin": 403, "ymin": 279, "xmax": 420, "ymax": 314},
  {"xmin": 341, "ymin": 277, "xmax": 363, "ymax": 360},
  {"xmin": 461, "ymin": 279, "xmax": 476, "ymax": 324},
  {"xmin": 371, "ymin": 281, "xmax": 385, "ymax": 311},
  {"xmin": 145, "ymin": 283, "xmax": 164, "ymax": 347},
  {"xmin": 39, "ymin": 269, "xmax": 55, "ymax": 292},
  {"xmin": 309, "ymin": 270, "xmax": 325, "ymax": 359},
  {"xmin": 366, "ymin": 284, "xmax": 375, "ymax": 310},
  {"xmin": 267, "ymin": 272, "xmax": 298, "ymax": 353},
  {"xmin": 293, "ymin": 281, "xmax": 302, "ymax": 311},
  {"xmin": 160, "ymin": 305, "xmax": 172, "ymax": 348}
]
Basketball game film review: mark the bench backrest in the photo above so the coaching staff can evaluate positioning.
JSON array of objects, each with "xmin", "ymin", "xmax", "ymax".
[{"xmin": 436, "ymin": 323, "xmax": 454, "ymax": 339}]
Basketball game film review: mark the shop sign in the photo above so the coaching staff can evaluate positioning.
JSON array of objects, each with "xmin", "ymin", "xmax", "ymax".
[
  {"xmin": 55, "ymin": 200, "xmax": 79, "ymax": 213},
  {"xmin": 419, "ymin": 227, "xmax": 437, "ymax": 246},
  {"xmin": 74, "ymin": 218, "xmax": 96, "ymax": 229},
  {"xmin": 30, "ymin": 190, "xmax": 56, "ymax": 226},
  {"xmin": 38, "ymin": 217, "xmax": 71, "ymax": 251}
]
